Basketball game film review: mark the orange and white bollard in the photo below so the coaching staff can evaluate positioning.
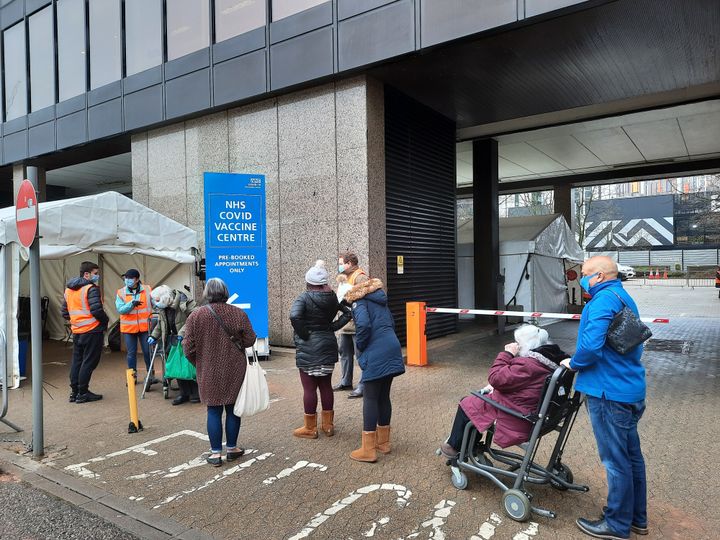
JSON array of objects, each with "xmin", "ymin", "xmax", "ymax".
[{"xmin": 406, "ymin": 302, "xmax": 427, "ymax": 366}]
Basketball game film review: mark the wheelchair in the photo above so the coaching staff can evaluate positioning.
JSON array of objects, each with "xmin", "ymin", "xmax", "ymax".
[{"xmin": 437, "ymin": 367, "xmax": 589, "ymax": 522}]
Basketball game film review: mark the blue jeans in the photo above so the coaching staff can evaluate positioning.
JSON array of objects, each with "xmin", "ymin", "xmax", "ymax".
[
  {"xmin": 207, "ymin": 404, "xmax": 241, "ymax": 453},
  {"xmin": 124, "ymin": 332, "xmax": 151, "ymax": 371},
  {"xmin": 586, "ymin": 395, "xmax": 647, "ymax": 535}
]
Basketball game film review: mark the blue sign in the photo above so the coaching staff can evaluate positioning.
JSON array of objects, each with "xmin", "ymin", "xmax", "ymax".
[{"xmin": 204, "ymin": 172, "xmax": 268, "ymax": 342}]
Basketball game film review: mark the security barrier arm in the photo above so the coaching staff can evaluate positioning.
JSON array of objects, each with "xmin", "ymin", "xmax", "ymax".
[{"xmin": 425, "ymin": 307, "xmax": 670, "ymax": 324}]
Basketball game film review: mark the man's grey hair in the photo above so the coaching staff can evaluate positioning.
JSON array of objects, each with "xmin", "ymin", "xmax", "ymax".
[{"xmin": 203, "ymin": 277, "xmax": 229, "ymax": 304}]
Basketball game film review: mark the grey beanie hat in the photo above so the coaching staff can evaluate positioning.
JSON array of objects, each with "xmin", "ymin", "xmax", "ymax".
[{"xmin": 305, "ymin": 260, "xmax": 329, "ymax": 285}]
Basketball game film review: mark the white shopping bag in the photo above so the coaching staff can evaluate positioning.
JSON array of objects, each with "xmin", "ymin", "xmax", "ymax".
[{"xmin": 234, "ymin": 347, "xmax": 270, "ymax": 417}]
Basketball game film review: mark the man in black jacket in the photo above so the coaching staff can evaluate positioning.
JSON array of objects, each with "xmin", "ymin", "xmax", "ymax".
[{"xmin": 61, "ymin": 261, "xmax": 109, "ymax": 403}]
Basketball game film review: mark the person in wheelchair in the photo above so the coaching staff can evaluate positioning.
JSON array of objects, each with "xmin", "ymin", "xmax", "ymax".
[
  {"xmin": 439, "ymin": 324, "xmax": 570, "ymax": 458},
  {"xmin": 148, "ymin": 285, "xmax": 199, "ymax": 404}
]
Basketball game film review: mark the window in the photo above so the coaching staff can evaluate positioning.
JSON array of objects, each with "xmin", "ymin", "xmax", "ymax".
[
  {"xmin": 167, "ymin": 0, "xmax": 210, "ymax": 61},
  {"xmin": 57, "ymin": 0, "xmax": 87, "ymax": 101},
  {"xmin": 3, "ymin": 22, "xmax": 27, "ymax": 120},
  {"xmin": 125, "ymin": 0, "xmax": 162, "ymax": 76},
  {"xmin": 90, "ymin": 0, "xmax": 122, "ymax": 89},
  {"xmin": 272, "ymin": 0, "xmax": 327, "ymax": 21},
  {"xmin": 30, "ymin": 6, "xmax": 55, "ymax": 111},
  {"xmin": 215, "ymin": 0, "xmax": 265, "ymax": 42}
]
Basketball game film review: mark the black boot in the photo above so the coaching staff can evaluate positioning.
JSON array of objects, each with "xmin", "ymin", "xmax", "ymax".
[{"xmin": 76, "ymin": 391, "xmax": 103, "ymax": 403}]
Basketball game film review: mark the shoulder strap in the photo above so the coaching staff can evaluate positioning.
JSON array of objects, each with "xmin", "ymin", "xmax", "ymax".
[
  {"xmin": 206, "ymin": 304, "xmax": 244, "ymax": 353},
  {"xmin": 606, "ymin": 289, "xmax": 628, "ymax": 308}
]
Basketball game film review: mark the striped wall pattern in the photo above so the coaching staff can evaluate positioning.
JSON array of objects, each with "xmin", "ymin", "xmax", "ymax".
[{"xmin": 585, "ymin": 217, "xmax": 674, "ymax": 249}]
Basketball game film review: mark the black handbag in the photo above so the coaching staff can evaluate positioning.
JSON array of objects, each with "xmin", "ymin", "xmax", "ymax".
[{"xmin": 605, "ymin": 290, "xmax": 652, "ymax": 354}]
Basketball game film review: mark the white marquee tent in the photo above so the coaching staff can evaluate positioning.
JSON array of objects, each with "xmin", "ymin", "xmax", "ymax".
[
  {"xmin": 458, "ymin": 214, "xmax": 584, "ymax": 323},
  {"xmin": 0, "ymin": 192, "xmax": 198, "ymax": 389}
]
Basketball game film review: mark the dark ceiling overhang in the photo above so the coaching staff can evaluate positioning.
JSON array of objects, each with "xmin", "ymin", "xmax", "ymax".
[{"xmin": 372, "ymin": 0, "xmax": 720, "ymax": 138}]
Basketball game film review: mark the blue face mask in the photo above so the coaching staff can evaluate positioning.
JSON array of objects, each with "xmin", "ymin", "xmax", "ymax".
[
  {"xmin": 125, "ymin": 278, "xmax": 136, "ymax": 288},
  {"xmin": 90, "ymin": 274, "xmax": 100, "ymax": 284},
  {"xmin": 155, "ymin": 302, "xmax": 167, "ymax": 310},
  {"xmin": 579, "ymin": 272, "xmax": 599, "ymax": 293},
  {"xmin": 338, "ymin": 264, "xmax": 345, "ymax": 273}
]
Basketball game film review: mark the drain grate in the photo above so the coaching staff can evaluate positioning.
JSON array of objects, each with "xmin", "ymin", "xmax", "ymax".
[{"xmin": 644, "ymin": 339, "xmax": 693, "ymax": 354}]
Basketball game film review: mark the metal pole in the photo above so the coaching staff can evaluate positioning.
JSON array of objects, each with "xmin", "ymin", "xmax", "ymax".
[{"xmin": 27, "ymin": 166, "xmax": 43, "ymax": 457}]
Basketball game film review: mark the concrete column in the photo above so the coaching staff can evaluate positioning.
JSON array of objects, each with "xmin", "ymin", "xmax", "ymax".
[
  {"xmin": 554, "ymin": 183, "xmax": 572, "ymax": 226},
  {"xmin": 472, "ymin": 139, "xmax": 501, "ymax": 316}
]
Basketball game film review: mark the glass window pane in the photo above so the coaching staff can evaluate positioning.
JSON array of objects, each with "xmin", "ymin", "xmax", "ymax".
[
  {"xmin": 167, "ymin": 0, "xmax": 210, "ymax": 61},
  {"xmin": 90, "ymin": 0, "xmax": 121, "ymax": 89},
  {"xmin": 272, "ymin": 0, "xmax": 327, "ymax": 21},
  {"xmin": 58, "ymin": 0, "xmax": 87, "ymax": 101},
  {"xmin": 215, "ymin": 0, "xmax": 265, "ymax": 43},
  {"xmin": 125, "ymin": 0, "xmax": 162, "ymax": 76},
  {"xmin": 3, "ymin": 23, "xmax": 27, "ymax": 120},
  {"xmin": 30, "ymin": 6, "xmax": 55, "ymax": 112}
]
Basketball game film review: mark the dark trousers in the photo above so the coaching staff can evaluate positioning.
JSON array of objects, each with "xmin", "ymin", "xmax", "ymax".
[
  {"xmin": 363, "ymin": 376, "xmax": 394, "ymax": 431},
  {"xmin": 447, "ymin": 405, "xmax": 472, "ymax": 451},
  {"xmin": 299, "ymin": 371, "xmax": 334, "ymax": 414},
  {"xmin": 337, "ymin": 333, "xmax": 358, "ymax": 386},
  {"xmin": 123, "ymin": 331, "xmax": 151, "ymax": 371},
  {"xmin": 69, "ymin": 331, "xmax": 103, "ymax": 394},
  {"xmin": 178, "ymin": 379, "xmax": 199, "ymax": 399},
  {"xmin": 207, "ymin": 404, "xmax": 241, "ymax": 453}
]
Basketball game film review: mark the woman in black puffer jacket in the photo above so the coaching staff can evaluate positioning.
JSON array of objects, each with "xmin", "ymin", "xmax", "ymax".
[{"xmin": 290, "ymin": 260, "xmax": 351, "ymax": 439}]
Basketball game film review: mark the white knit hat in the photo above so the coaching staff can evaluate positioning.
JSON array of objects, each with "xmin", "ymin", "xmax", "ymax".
[{"xmin": 305, "ymin": 260, "xmax": 329, "ymax": 285}]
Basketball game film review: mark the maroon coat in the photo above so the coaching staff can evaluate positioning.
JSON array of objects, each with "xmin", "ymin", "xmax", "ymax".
[
  {"xmin": 460, "ymin": 345, "xmax": 567, "ymax": 448},
  {"xmin": 182, "ymin": 303, "xmax": 257, "ymax": 406}
]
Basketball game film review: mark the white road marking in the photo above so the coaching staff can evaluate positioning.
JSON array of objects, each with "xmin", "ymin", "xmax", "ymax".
[
  {"xmin": 404, "ymin": 499, "xmax": 456, "ymax": 540},
  {"xmin": 470, "ymin": 512, "xmax": 502, "ymax": 540},
  {"xmin": 263, "ymin": 460, "xmax": 327, "ymax": 485},
  {"xmin": 65, "ymin": 430, "xmax": 209, "ymax": 479},
  {"xmin": 513, "ymin": 522, "xmax": 539, "ymax": 540},
  {"xmin": 152, "ymin": 452, "xmax": 273, "ymax": 509},
  {"xmin": 289, "ymin": 484, "xmax": 411, "ymax": 540}
]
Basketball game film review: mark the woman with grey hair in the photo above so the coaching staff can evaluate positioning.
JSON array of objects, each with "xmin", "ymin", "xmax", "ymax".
[
  {"xmin": 148, "ymin": 284, "xmax": 199, "ymax": 404},
  {"xmin": 182, "ymin": 278, "xmax": 257, "ymax": 466},
  {"xmin": 439, "ymin": 324, "xmax": 570, "ymax": 458}
]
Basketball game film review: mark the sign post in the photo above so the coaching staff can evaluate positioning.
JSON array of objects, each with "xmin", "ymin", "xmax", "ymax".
[
  {"xmin": 16, "ymin": 172, "xmax": 43, "ymax": 456},
  {"xmin": 203, "ymin": 173, "xmax": 269, "ymax": 354}
]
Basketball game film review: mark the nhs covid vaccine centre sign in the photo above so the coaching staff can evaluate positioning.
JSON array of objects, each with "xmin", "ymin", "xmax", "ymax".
[{"xmin": 204, "ymin": 172, "xmax": 269, "ymax": 354}]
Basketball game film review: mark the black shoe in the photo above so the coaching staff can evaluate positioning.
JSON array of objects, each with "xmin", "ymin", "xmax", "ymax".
[
  {"xmin": 189, "ymin": 396, "xmax": 201, "ymax": 403},
  {"xmin": 172, "ymin": 395, "xmax": 189, "ymax": 406},
  {"xmin": 69, "ymin": 393, "xmax": 77, "ymax": 403},
  {"xmin": 333, "ymin": 383, "xmax": 352, "ymax": 391},
  {"xmin": 206, "ymin": 455, "xmax": 222, "ymax": 467},
  {"xmin": 601, "ymin": 506, "xmax": 649, "ymax": 535},
  {"xmin": 575, "ymin": 518, "xmax": 629, "ymax": 540},
  {"xmin": 348, "ymin": 388, "xmax": 363, "ymax": 398},
  {"xmin": 76, "ymin": 391, "xmax": 103, "ymax": 404},
  {"xmin": 225, "ymin": 448, "xmax": 246, "ymax": 462}
]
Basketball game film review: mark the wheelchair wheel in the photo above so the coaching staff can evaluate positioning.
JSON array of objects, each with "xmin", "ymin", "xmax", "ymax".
[
  {"xmin": 451, "ymin": 469, "xmax": 468, "ymax": 490},
  {"xmin": 550, "ymin": 463, "xmax": 574, "ymax": 491},
  {"xmin": 502, "ymin": 489, "xmax": 531, "ymax": 522}
]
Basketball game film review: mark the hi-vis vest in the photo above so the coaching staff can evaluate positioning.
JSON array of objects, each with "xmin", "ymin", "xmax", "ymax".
[
  {"xmin": 348, "ymin": 268, "xmax": 367, "ymax": 285},
  {"xmin": 117, "ymin": 286, "xmax": 153, "ymax": 334},
  {"xmin": 65, "ymin": 284, "xmax": 101, "ymax": 334}
]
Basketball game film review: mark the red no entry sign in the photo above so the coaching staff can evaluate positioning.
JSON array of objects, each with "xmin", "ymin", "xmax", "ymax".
[{"xmin": 16, "ymin": 179, "xmax": 38, "ymax": 248}]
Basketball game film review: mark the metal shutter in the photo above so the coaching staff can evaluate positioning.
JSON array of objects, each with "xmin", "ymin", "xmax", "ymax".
[{"xmin": 384, "ymin": 86, "xmax": 457, "ymax": 342}]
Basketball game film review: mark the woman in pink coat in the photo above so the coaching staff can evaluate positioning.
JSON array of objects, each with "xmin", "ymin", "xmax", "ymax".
[{"xmin": 440, "ymin": 325, "xmax": 570, "ymax": 457}]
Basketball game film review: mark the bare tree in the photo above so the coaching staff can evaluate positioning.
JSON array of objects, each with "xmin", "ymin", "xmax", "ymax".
[{"xmin": 573, "ymin": 186, "xmax": 598, "ymax": 248}]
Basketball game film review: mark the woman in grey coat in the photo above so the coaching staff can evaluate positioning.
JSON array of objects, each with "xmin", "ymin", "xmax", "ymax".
[{"xmin": 289, "ymin": 260, "xmax": 351, "ymax": 439}]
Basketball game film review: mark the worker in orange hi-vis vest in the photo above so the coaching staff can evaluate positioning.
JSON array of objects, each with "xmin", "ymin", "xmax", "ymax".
[
  {"xmin": 61, "ymin": 261, "xmax": 109, "ymax": 404},
  {"xmin": 336, "ymin": 251, "xmax": 369, "ymax": 399},
  {"xmin": 115, "ymin": 269, "xmax": 157, "ymax": 388}
]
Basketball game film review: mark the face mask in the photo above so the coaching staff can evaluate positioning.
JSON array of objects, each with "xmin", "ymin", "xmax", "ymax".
[
  {"xmin": 155, "ymin": 302, "xmax": 167, "ymax": 310},
  {"xmin": 579, "ymin": 272, "xmax": 599, "ymax": 293},
  {"xmin": 338, "ymin": 264, "xmax": 345, "ymax": 273},
  {"xmin": 124, "ymin": 278, "xmax": 135, "ymax": 288},
  {"xmin": 90, "ymin": 274, "xmax": 100, "ymax": 284}
]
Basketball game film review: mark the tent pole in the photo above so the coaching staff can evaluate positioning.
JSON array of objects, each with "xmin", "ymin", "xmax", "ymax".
[{"xmin": 27, "ymin": 166, "xmax": 43, "ymax": 457}]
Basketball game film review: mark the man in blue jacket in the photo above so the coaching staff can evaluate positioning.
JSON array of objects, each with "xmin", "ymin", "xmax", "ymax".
[{"xmin": 561, "ymin": 256, "xmax": 648, "ymax": 540}]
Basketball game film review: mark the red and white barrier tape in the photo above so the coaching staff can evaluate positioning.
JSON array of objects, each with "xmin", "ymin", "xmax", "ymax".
[{"xmin": 425, "ymin": 307, "xmax": 669, "ymax": 324}]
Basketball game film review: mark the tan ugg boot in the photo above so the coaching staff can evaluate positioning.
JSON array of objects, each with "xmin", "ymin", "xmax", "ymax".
[
  {"xmin": 293, "ymin": 413, "xmax": 318, "ymax": 439},
  {"xmin": 350, "ymin": 431, "xmax": 378, "ymax": 462},
  {"xmin": 376, "ymin": 425, "xmax": 391, "ymax": 454},
  {"xmin": 321, "ymin": 410, "xmax": 335, "ymax": 436}
]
